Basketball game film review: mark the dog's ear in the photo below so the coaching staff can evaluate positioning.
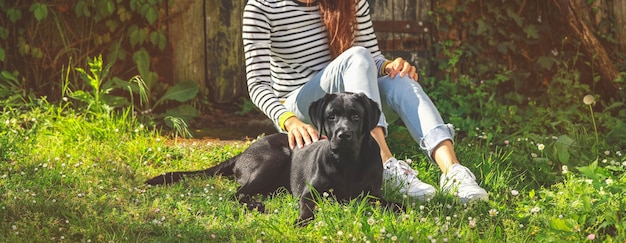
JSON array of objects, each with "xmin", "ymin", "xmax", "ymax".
[
  {"xmin": 309, "ymin": 93, "xmax": 334, "ymax": 139},
  {"xmin": 355, "ymin": 93, "xmax": 381, "ymax": 133}
]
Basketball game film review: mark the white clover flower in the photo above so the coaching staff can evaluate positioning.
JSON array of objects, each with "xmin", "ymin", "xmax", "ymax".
[
  {"xmin": 605, "ymin": 150, "xmax": 611, "ymax": 156},
  {"xmin": 511, "ymin": 190, "xmax": 519, "ymax": 196},
  {"xmin": 583, "ymin": 95, "xmax": 596, "ymax": 105},
  {"xmin": 367, "ymin": 217, "xmax": 375, "ymax": 225},
  {"xmin": 537, "ymin": 144, "xmax": 545, "ymax": 151},
  {"xmin": 530, "ymin": 206, "xmax": 541, "ymax": 214},
  {"xmin": 606, "ymin": 178, "xmax": 614, "ymax": 185},
  {"xmin": 531, "ymin": 153, "xmax": 538, "ymax": 158},
  {"xmin": 468, "ymin": 218, "xmax": 476, "ymax": 228},
  {"xmin": 489, "ymin": 209, "xmax": 499, "ymax": 217}
]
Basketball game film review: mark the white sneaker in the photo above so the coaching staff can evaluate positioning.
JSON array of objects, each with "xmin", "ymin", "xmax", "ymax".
[
  {"xmin": 440, "ymin": 164, "xmax": 489, "ymax": 203},
  {"xmin": 383, "ymin": 158, "xmax": 436, "ymax": 201}
]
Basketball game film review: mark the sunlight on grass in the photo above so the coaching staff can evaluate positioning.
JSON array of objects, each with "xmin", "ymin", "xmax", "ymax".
[{"xmin": 1, "ymin": 97, "xmax": 625, "ymax": 242}]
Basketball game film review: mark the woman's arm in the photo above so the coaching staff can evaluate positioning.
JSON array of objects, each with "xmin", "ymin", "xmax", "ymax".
[{"xmin": 243, "ymin": 1, "xmax": 290, "ymax": 128}]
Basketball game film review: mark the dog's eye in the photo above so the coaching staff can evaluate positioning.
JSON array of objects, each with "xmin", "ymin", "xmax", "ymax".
[
  {"xmin": 352, "ymin": 114, "xmax": 360, "ymax": 120},
  {"xmin": 327, "ymin": 114, "xmax": 336, "ymax": 120}
]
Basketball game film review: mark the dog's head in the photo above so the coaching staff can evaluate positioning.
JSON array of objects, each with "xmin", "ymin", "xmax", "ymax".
[{"xmin": 309, "ymin": 92, "xmax": 381, "ymax": 154}]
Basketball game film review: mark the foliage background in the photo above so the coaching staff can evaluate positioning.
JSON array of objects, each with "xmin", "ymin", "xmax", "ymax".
[
  {"xmin": 1, "ymin": 0, "xmax": 626, "ymax": 242},
  {"xmin": 1, "ymin": 0, "xmax": 625, "ymax": 128}
]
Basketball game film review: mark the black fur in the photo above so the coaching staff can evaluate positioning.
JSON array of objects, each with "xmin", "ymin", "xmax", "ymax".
[{"xmin": 145, "ymin": 92, "xmax": 403, "ymax": 226}]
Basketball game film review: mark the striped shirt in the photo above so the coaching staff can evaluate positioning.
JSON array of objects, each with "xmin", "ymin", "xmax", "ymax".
[{"xmin": 243, "ymin": 0, "xmax": 387, "ymax": 126}]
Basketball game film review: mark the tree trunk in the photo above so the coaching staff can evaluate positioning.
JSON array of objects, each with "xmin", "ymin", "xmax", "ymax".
[{"xmin": 552, "ymin": 0, "xmax": 621, "ymax": 89}]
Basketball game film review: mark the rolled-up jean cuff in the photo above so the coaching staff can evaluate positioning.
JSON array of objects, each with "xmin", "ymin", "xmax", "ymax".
[{"xmin": 419, "ymin": 124, "xmax": 455, "ymax": 162}]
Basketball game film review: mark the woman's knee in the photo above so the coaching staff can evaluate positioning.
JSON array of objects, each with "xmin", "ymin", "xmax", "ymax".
[{"xmin": 342, "ymin": 46, "xmax": 376, "ymax": 70}]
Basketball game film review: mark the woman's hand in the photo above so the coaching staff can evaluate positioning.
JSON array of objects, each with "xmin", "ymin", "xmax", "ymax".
[
  {"xmin": 384, "ymin": 57, "xmax": 419, "ymax": 81},
  {"xmin": 284, "ymin": 116, "xmax": 320, "ymax": 149}
]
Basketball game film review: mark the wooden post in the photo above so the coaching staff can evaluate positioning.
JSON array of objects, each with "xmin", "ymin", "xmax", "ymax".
[
  {"xmin": 615, "ymin": 0, "xmax": 626, "ymax": 52},
  {"xmin": 205, "ymin": 0, "xmax": 247, "ymax": 104},
  {"xmin": 168, "ymin": 0, "xmax": 207, "ymax": 95}
]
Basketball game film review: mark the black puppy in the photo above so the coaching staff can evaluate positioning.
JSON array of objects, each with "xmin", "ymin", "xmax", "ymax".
[{"xmin": 145, "ymin": 92, "xmax": 402, "ymax": 225}]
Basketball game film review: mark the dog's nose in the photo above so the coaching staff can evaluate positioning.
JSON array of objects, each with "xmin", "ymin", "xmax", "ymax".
[{"xmin": 336, "ymin": 130, "xmax": 352, "ymax": 140}]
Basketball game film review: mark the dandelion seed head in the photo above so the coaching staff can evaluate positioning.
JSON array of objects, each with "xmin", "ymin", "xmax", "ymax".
[{"xmin": 583, "ymin": 95, "xmax": 596, "ymax": 105}]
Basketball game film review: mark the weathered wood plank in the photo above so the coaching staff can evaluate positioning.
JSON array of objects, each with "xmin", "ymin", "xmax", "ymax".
[
  {"xmin": 205, "ymin": 0, "xmax": 247, "ymax": 104},
  {"xmin": 369, "ymin": 0, "xmax": 433, "ymax": 73},
  {"xmin": 168, "ymin": 0, "xmax": 207, "ymax": 95},
  {"xmin": 615, "ymin": 0, "xmax": 626, "ymax": 51}
]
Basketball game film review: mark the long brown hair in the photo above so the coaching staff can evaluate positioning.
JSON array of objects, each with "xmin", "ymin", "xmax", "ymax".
[{"xmin": 318, "ymin": 0, "xmax": 356, "ymax": 59}]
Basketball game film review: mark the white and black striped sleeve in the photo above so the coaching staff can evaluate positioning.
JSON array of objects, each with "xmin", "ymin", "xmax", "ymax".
[{"xmin": 243, "ymin": 1, "xmax": 287, "ymax": 126}]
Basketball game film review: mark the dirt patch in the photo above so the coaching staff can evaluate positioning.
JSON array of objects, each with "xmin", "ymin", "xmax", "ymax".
[{"xmin": 185, "ymin": 105, "xmax": 276, "ymax": 143}]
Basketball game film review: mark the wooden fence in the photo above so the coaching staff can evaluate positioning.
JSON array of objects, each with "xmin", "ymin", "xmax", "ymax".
[
  {"xmin": 168, "ymin": 0, "xmax": 626, "ymax": 104},
  {"xmin": 167, "ymin": 0, "xmax": 435, "ymax": 104}
]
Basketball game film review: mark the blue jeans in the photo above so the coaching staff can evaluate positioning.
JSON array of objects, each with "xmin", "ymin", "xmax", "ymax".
[{"xmin": 282, "ymin": 46, "xmax": 455, "ymax": 161}]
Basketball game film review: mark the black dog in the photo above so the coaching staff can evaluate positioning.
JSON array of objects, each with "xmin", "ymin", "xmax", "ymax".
[{"xmin": 146, "ymin": 92, "xmax": 402, "ymax": 225}]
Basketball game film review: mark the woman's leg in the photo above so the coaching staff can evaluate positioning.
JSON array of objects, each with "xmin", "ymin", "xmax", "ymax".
[
  {"xmin": 283, "ymin": 46, "xmax": 386, "ymax": 128},
  {"xmin": 378, "ymin": 75, "xmax": 488, "ymax": 202}
]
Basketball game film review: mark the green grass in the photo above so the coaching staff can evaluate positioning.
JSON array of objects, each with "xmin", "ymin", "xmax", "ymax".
[{"xmin": 1, "ymin": 101, "xmax": 625, "ymax": 242}]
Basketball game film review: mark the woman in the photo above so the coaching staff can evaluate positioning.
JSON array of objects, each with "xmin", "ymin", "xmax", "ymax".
[{"xmin": 242, "ymin": 0, "xmax": 488, "ymax": 202}]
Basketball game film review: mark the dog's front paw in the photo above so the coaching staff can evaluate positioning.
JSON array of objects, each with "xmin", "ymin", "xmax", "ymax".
[
  {"xmin": 294, "ymin": 216, "xmax": 313, "ymax": 227},
  {"xmin": 243, "ymin": 201, "xmax": 266, "ymax": 212}
]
